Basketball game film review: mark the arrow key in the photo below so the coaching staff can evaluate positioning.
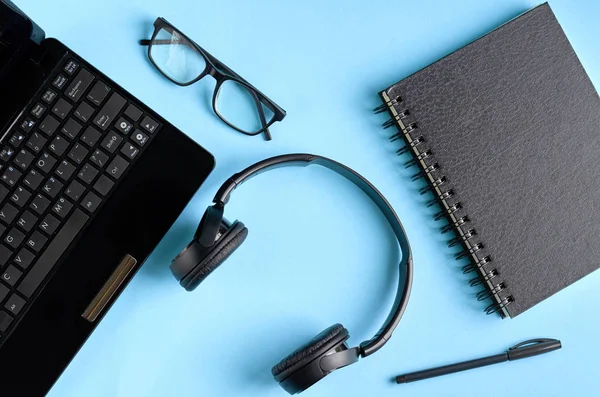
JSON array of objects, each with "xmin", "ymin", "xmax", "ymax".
[{"xmin": 120, "ymin": 142, "xmax": 139, "ymax": 160}]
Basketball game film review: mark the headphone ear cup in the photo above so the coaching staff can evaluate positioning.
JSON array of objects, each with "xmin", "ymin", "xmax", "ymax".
[
  {"xmin": 196, "ymin": 204, "xmax": 224, "ymax": 247},
  {"xmin": 271, "ymin": 324, "xmax": 349, "ymax": 382},
  {"xmin": 180, "ymin": 221, "xmax": 248, "ymax": 291}
]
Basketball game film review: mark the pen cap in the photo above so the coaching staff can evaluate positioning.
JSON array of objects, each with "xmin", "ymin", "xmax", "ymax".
[{"xmin": 507, "ymin": 339, "xmax": 562, "ymax": 361}]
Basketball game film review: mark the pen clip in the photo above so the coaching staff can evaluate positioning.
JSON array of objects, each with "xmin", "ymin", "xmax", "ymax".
[
  {"xmin": 509, "ymin": 338, "xmax": 557, "ymax": 351},
  {"xmin": 507, "ymin": 338, "xmax": 562, "ymax": 361}
]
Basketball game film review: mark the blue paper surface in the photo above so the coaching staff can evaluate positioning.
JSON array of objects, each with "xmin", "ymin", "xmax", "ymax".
[{"xmin": 12, "ymin": 0, "xmax": 600, "ymax": 395}]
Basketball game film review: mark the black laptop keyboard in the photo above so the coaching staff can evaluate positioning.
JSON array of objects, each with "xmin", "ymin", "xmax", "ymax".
[{"xmin": 0, "ymin": 56, "xmax": 161, "ymax": 340}]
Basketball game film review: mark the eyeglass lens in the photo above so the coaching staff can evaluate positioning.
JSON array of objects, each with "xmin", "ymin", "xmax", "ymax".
[
  {"xmin": 150, "ymin": 28, "xmax": 206, "ymax": 85},
  {"xmin": 216, "ymin": 79, "xmax": 275, "ymax": 134}
]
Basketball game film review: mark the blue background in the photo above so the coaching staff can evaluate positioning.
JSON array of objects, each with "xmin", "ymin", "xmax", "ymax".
[{"xmin": 14, "ymin": 0, "xmax": 600, "ymax": 396}]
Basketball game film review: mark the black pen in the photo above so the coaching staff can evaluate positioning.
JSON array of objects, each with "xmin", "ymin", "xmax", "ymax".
[{"xmin": 396, "ymin": 338, "xmax": 562, "ymax": 384}]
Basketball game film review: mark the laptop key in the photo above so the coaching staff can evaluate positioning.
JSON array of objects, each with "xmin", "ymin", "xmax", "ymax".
[
  {"xmin": 100, "ymin": 131, "xmax": 123, "ymax": 153},
  {"xmin": 81, "ymin": 126, "xmax": 102, "ymax": 147},
  {"xmin": 1, "ymin": 166, "xmax": 21, "ymax": 186},
  {"xmin": 1, "ymin": 265, "xmax": 22, "ymax": 287},
  {"xmin": 39, "ymin": 115, "xmax": 60, "ymax": 136},
  {"xmin": 26, "ymin": 231, "xmax": 47, "ymax": 252},
  {"xmin": 74, "ymin": 102, "xmax": 95, "ymax": 123},
  {"xmin": 132, "ymin": 129, "xmax": 149, "ymax": 147},
  {"xmin": 26, "ymin": 132, "xmax": 47, "ymax": 153},
  {"xmin": 63, "ymin": 59, "xmax": 79, "ymax": 75},
  {"xmin": 19, "ymin": 117, "xmax": 36, "ymax": 133},
  {"xmin": 14, "ymin": 149, "xmax": 35, "ymax": 170},
  {"xmin": 23, "ymin": 169, "xmax": 44, "ymax": 190},
  {"xmin": 0, "ymin": 310, "xmax": 13, "ymax": 332},
  {"xmin": 52, "ymin": 197, "xmax": 73, "ymax": 218},
  {"xmin": 120, "ymin": 142, "xmax": 139, "ymax": 160},
  {"xmin": 36, "ymin": 152, "xmax": 57, "ymax": 174},
  {"xmin": 87, "ymin": 81, "xmax": 111, "ymax": 106},
  {"xmin": 0, "ymin": 146, "xmax": 14, "ymax": 162},
  {"xmin": 55, "ymin": 160, "xmax": 76, "ymax": 181},
  {"xmin": 4, "ymin": 294, "xmax": 25, "ymax": 315},
  {"xmin": 115, "ymin": 117, "xmax": 133, "ymax": 135},
  {"xmin": 18, "ymin": 209, "xmax": 89, "ymax": 298},
  {"xmin": 16, "ymin": 211, "xmax": 37, "ymax": 232},
  {"xmin": 65, "ymin": 180, "xmax": 85, "ymax": 202},
  {"xmin": 0, "ymin": 203, "xmax": 19, "ymax": 224},
  {"xmin": 51, "ymin": 98, "xmax": 73, "ymax": 120},
  {"xmin": 140, "ymin": 115, "xmax": 159, "ymax": 134},
  {"xmin": 30, "ymin": 103, "xmax": 46, "ymax": 118},
  {"xmin": 106, "ymin": 156, "xmax": 129, "ymax": 179},
  {"xmin": 14, "ymin": 248, "xmax": 35, "ymax": 269},
  {"xmin": 49, "ymin": 135, "xmax": 69, "ymax": 157},
  {"xmin": 0, "ymin": 185, "xmax": 7, "ymax": 202},
  {"xmin": 68, "ymin": 143, "xmax": 89, "ymax": 165},
  {"xmin": 4, "ymin": 228, "xmax": 25, "ymax": 249},
  {"xmin": 0, "ymin": 284, "xmax": 8, "ymax": 303},
  {"xmin": 89, "ymin": 149, "xmax": 109, "ymax": 168},
  {"xmin": 93, "ymin": 93, "xmax": 126, "ymax": 130},
  {"xmin": 9, "ymin": 131, "xmax": 26, "ymax": 148},
  {"xmin": 0, "ymin": 245, "xmax": 11, "ymax": 267},
  {"xmin": 10, "ymin": 186, "xmax": 31, "ymax": 207},
  {"xmin": 52, "ymin": 74, "xmax": 68, "ymax": 90},
  {"xmin": 77, "ymin": 163, "xmax": 99, "ymax": 184},
  {"xmin": 42, "ymin": 89, "xmax": 58, "ymax": 105},
  {"xmin": 42, "ymin": 177, "xmax": 63, "ymax": 199},
  {"xmin": 93, "ymin": 174, "xmax": 114, "ymax": 196},
  {"xmin": 39, "ymin": 214, "xmax": 60, "ymax": 235},
  {"xmin": 124, "ymin": 103, "xmax": 142, "ymax": 122},
  {"xmin": 61, "ymin": 118, "xmax": 82, "ymax": 139},
  {"xmin": 81, "ymin": 192, "xmax": 102, "ymax": 213},
  {"xmin": 65, "ymin": 68, "xmax": 95, "ymax": 102}
]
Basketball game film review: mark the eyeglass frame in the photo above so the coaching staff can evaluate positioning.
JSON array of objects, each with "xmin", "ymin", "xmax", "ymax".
[{"xmin": 140, "ymin": 17, "xmax": 287, "ymax": 141}]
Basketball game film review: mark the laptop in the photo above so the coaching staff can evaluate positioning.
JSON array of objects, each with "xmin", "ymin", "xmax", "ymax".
[{"xmin": 0, "ymin": 1, "xmax": 215, "ymax": 395}]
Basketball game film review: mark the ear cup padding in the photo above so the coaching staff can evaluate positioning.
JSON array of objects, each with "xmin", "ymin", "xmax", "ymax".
[
  {"xmin": 180, "ymin": 221, "xmax": 248, "ymax": 291},
  {"xmin": 272, "ymin": 324, "xmax": 349, "ymax": 380}
]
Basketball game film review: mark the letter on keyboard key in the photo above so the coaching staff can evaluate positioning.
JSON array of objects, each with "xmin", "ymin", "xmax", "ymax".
[
  {"xmin": 4, "ymin": 228, "xmax": 25, "ymax": 249},
  {"xmin": 18, "ymin": 209, "xmax": 89, "ymax": 298},
  {"xmin": 93, "ymin": 93, "xmax": 126, "ymax": 130},
  {"xmin": 15, "ymin": 248, "xmax": 35, "ymax": 269},
  {"xmin": 26, "ymin": 231, "xmax": 47, "ymax": 252},
  {"xmin": 1, "ymin": 265, "xmax": 22, "ymax": 286}
]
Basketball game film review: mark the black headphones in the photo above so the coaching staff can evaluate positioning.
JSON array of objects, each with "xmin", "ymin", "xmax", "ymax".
[{"xmin": 170, "ymin": 154, "xmax": 413, "ymax": 394}]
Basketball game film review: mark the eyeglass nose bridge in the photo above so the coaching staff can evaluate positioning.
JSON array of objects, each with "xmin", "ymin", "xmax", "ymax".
[{"xmin": 206, "ymin": 67, "xmax": 221, "ymax": 80}]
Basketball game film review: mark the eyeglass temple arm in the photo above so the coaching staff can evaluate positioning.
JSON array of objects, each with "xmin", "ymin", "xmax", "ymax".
[
  {"xmin": 252, "ymin": 90, "xmax": 272, "ymax": 141},
  {"xmin": 139, "ymin": 39, "xmax": 284, "ymax": 118},
  {"xmin": 140, "ymin": 38, "xmax": 272, "ymax": 141}
]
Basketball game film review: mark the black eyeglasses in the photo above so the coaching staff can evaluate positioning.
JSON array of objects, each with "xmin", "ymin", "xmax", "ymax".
[{"xmin": 140, "ymin": 17, "xmax": 286, "ymax": 141}]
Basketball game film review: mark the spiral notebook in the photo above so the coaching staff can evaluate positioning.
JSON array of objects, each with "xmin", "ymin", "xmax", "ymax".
[{"xmin": 376, "ymin": 3, "xmax": 600, "ymax": 318}]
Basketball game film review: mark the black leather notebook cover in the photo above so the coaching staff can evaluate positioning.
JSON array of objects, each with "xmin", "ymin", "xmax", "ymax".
[{"xmin": 378, "ymin": 3, "xmax": 600, "ymax": 318}]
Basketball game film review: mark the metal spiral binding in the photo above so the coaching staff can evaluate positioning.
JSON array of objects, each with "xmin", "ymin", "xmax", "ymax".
[
  {"xmin": 469, "ymin": 269, "xmax": 498, "ymax": 287},
  {"xmin": 376, "ymin": 91, "xmax": 513, "ymax": 316},
  {"xmin": 448, "ymin": 228, "xmax": 476, "ymax": 247},
  {"xmin": 461, "ymin": 255, "xmax": 490, "ymax": 274},
  {"xmin": 477, "ymin": 282, "xmax": 505, "ymax": 301}
]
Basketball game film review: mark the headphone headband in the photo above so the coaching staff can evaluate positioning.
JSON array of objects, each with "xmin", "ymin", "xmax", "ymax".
[{"xmin": 213, "ymin": 153, "xmax": 413, "ymax": 357}]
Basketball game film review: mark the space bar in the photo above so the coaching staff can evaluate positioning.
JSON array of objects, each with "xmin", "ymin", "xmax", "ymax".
[{"xmin": 18, "ymin": 209, "xmax": 89, "ymax": 298}]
